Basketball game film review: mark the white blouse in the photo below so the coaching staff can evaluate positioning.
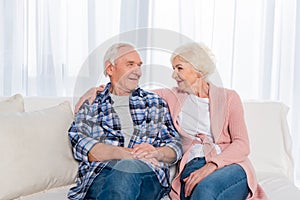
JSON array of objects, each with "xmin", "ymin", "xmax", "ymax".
[{"xmin": 178, "ymin": 94, "xmax": 221, "ymax": 163}]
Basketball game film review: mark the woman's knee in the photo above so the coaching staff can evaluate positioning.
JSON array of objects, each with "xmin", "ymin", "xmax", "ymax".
[
  {"xmin": 190, "ymin": 164, "xmax": 249, "ymax": 200},
  {"xmin": 190, "ymin": 184, "xmax": 217, "ymax": 200}
]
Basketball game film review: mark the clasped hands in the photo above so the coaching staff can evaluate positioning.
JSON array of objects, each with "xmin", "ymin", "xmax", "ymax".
[
  {"xmin": 131, "ymin": 143, "xmax": 163, "ymax": 167},
  {"xmin": 133, "ymin": 144, "xmax": 217, "ymax": 198},
  {"xmin": 88, "ymin": 142, "xmax": 163, "ymax": 167}
]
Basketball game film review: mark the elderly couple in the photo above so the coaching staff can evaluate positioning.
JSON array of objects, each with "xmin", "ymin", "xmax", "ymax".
[{"xmin": 68, "ymin": 42, "xmax": 267, "ymax": 200}]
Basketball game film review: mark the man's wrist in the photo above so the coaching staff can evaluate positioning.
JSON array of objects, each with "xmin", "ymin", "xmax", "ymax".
[
  {"xmin": 156, "ymin": 148, "xmax": 164, "ymax": 161},
  {"xmin": 156, "ymin": 146, "xmax": 176, "ymax": 163},
  {"xmin": 117, "ymin": 147, "xmax": 133, "ymax": 160}
]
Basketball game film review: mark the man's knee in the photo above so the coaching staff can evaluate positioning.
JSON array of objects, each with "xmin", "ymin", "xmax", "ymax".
[
  {"xmin": 102, "ymin": 160, "xmax": 150, "ymax": 193},
  {"xmin": 112, "ymin": 159, "xmax": 152, "ymax": 174}
]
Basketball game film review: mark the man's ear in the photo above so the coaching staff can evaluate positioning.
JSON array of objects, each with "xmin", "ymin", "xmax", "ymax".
[{"xmin": 105, "ymin": 61, "xmax": 113, "ymax": 76}]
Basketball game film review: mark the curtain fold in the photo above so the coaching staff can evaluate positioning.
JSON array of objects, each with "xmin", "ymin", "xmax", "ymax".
[
  {"xmin": 0, "ymin": 0, "xmax": 121, "ymax": 97},
  {"xmin": 292, "ymin": 0, "xmax": 300, "ymax": 186}
]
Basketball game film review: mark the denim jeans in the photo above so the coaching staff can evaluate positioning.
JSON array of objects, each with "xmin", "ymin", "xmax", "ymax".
[
  {"xmin": 180, "ymin": 157, "xmax": 249, "ymax": 200},
  {"xmin": 85, "ymin": 159, "xmax": 168, "ymax": 200}
]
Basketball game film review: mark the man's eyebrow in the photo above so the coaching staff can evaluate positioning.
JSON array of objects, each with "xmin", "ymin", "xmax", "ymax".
[{"xmin": 127, "ymin": 61, "xmax": 143, "ymax": 66}]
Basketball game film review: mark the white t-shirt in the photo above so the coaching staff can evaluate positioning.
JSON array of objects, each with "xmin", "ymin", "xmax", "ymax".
[{"xmin": 178, "ymin": 94, "xmax": 221, "ymax": 163}]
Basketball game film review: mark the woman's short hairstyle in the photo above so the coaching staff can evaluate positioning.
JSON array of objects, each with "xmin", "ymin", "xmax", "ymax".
[
  {"xmin": 170, "ymin": 42, "xmax": 216, "ymax": 79},
  {"xmin": 103, "ymin": 43, "xmax": 135, "ymax": 76}
]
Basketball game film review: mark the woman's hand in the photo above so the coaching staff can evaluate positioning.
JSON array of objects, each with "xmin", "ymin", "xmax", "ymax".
[
  {"xmin": 74, "ymin": 85, "xmax": 105, "ymax": 114},
  {"xmin": 183, "ymin": 162, "xmax": 217, "ymax": 197}
]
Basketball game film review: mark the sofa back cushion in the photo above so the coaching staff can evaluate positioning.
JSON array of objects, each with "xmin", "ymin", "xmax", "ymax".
[
  {"xmin": 243, "ymin": 101, "xmax": 294, "ymax": 181},
  {"xmin": 24, "ymin": 96, "xmax": 74, "ymax": 112},
  {"xmin": 0, "ymin": 101, "xmax": 78, "ymax": 200},
  {"xmin": 0, "ymin": 94, "xmax": 24, "ymax": 112}
]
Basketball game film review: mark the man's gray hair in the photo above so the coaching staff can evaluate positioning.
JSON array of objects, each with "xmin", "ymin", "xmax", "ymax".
[{"xmin": 103, "ymin": 43, "xmax": 135, "ymax": 76}]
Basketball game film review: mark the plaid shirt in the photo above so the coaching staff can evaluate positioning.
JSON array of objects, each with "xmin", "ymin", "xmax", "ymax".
[{"xmin": 68, "ymin": 83, "xmax": 182, "ymax": 200}]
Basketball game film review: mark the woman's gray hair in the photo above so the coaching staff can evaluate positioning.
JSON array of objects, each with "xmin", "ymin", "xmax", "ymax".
[
  {"xmin": 103, "ymin": 43, "xmax": 135, "ymax": 76},
  {"xmin": 170, "ymin": 42, "xmax": 216, "ymax": 79}
]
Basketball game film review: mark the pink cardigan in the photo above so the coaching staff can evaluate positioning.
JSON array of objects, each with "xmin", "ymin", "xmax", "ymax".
[{"xmin": 154, "ymin": 83, "xmax": 267, "ymax": 200}]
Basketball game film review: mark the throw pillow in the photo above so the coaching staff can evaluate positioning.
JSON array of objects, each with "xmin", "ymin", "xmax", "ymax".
[
  {"xmin": 0, "ymin": 101, "xmax": 78, "ymax": 199},
  {"xmin": 0, "ymin": 94, "xmax": 24, "ymax": 112}
]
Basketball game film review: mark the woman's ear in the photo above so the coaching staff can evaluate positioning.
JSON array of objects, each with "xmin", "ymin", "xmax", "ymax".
[{"xmin": 196, "ymin": 71, "xmax": 203, "ymax": 78}]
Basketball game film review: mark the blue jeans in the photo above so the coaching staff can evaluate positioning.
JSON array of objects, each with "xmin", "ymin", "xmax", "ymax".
[
  {"xmin": 180, "ymin": 157, "xmax": 249, "ymax": 200},
  {"xmin": 85, "ymin": 159, "xmax": 168, "ymax": 200}
]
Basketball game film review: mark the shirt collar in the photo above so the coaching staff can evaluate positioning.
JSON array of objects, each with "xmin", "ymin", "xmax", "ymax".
[{"xmin": 95, "ymin": 82, "xmax": 145, "ymax": 103}]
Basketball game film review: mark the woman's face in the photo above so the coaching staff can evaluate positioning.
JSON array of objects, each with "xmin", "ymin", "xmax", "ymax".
[{"xmin": 171, "ymin": 56, "xmax": 200, "ymax": 92}]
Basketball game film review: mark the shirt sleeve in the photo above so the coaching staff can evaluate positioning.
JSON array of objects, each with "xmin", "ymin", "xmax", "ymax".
[{"xmin": 68, "ymin": 102, "xmax": 100, "ymax": 162}]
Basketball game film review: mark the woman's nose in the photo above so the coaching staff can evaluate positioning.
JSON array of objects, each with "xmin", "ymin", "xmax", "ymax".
[{"xmin": 172, "ymin": 70, "xmax": 178, "ymax": 79}]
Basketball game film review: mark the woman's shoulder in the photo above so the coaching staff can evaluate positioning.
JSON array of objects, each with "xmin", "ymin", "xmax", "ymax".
[
  {"xmin": 151, "ymin": 87, "xmax": 186, "ymax": 106},
  {"xmin": 221, "ymin": 88, "xmax": 243, "ymax": 107},
  {"xmin": 209, "ymin": 83, "xmax": 240, "ymax": 99},
  {"xmin": 225, "ymin": 88, "xmax": 241, "ymax": 100},
  {"xmin": 152, "ymin": 87, "xmax": 181, "ymax": 97}
]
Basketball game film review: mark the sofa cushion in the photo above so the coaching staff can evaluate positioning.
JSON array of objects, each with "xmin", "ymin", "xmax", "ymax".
[
  {"xmin": 257, "ymin": 172, "xmax": 300, "ymax": 200},
  {"xmin": 243, "ymin": 101, "xmax": 294, "ymax": 181},
  {"xmin": 18, "ymin": 185, "xmax": 73, "ymax": 200},
  {"xmin": 0, "ymin": 94, "xmax": 24, "ymax": 112},
  {"xmin": 0, "ymin": 102, "xmax": 78, "ymax": 200},
  {"xmin": 24, "ymin": 97, "xmax": 74, "ymax": 112}
]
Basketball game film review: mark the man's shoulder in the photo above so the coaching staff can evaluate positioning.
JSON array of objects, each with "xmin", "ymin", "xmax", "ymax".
[
  {"xmin": 136, "ymin": 88, "xmax": 165, "ymax": 101},
  {"xmin": 93, "ymin": 84, "xmax": 111, "ymax": 103},
  {"xmin": 77, "ymin": 89, "xmax": 110, "ymax": 115}
]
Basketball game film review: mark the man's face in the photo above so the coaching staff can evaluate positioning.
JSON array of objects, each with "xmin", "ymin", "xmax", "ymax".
[{"xmin": 107, "ymin": 47, "xmax": 143, "ymax": 95}]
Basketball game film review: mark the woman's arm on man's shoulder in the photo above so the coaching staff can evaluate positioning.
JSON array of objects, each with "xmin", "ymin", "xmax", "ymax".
[
  {"xmin": 74, "ymin": 86, "xmax": 171, "ymax": 114},
  {"xmin": 74, "ymin": 85, "xmax": 105, "ymax": 114}
]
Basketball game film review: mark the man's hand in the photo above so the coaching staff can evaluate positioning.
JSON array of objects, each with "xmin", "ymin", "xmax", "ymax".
[
  {"xmin": 183, "ymin": 162, "xmax": 217, "ymax": 197},
  {"xmin": 132, "ymin": 143, "xmax": 162, "ymax": 167},
  {"xmin": 88, "ymin": 142, "xmax": 161, "ymax": 167},
  {"xmin": 74, "ymin": 85, "xmax": 105, "ymax": 114},
  {"xmin": 88, "ymin": 143, "xmax": 133, "ymax": 162}
]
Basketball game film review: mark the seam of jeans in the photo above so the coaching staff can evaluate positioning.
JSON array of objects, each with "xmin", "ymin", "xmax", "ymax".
[{"xmin": 217, "ymin": 176, "xmax": 248, "ymax": 199}]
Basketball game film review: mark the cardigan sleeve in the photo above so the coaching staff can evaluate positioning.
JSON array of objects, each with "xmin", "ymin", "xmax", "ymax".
[
  {"xmin": 151, "ymin": 88, "xmax": 167, "ymax": 100},
  {"xmin": 208, "ymin": 90, "xmax": 250, "ymax": 168}
]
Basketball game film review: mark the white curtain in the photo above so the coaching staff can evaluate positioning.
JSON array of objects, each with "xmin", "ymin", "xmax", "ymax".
[
  {"xmin": 0, "ymin": 0, "xmax": 299, "ymax": 188},
  {"xmin": 0, "ymin": 0, "xmax": 121, "ymax": 96}
]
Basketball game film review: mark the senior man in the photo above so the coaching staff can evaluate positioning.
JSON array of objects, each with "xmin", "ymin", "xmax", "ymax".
[{"xmin": 68, "ymin": 43, "xmax": 182, "ymax": 200}]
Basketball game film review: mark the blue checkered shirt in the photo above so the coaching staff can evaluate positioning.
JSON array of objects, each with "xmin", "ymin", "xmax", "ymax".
[{"xmin": 68, "ymin": 83, "xmax": 182, "ymax": 200}]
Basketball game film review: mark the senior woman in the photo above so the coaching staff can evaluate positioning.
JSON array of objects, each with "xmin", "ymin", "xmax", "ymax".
[{"xmin": 74, "ymin": 43, "xmax": 267, "ymax": 200}]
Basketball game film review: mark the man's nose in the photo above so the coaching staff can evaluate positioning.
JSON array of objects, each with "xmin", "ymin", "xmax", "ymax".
[{"xmin": 133, "ymin": 65, "xmax": 142, "ymax": 75}]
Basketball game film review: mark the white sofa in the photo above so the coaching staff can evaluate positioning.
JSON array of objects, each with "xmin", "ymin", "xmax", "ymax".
[{"xmin": 0, "ymin": 94, "xmax": 300, "ymax": 200}]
